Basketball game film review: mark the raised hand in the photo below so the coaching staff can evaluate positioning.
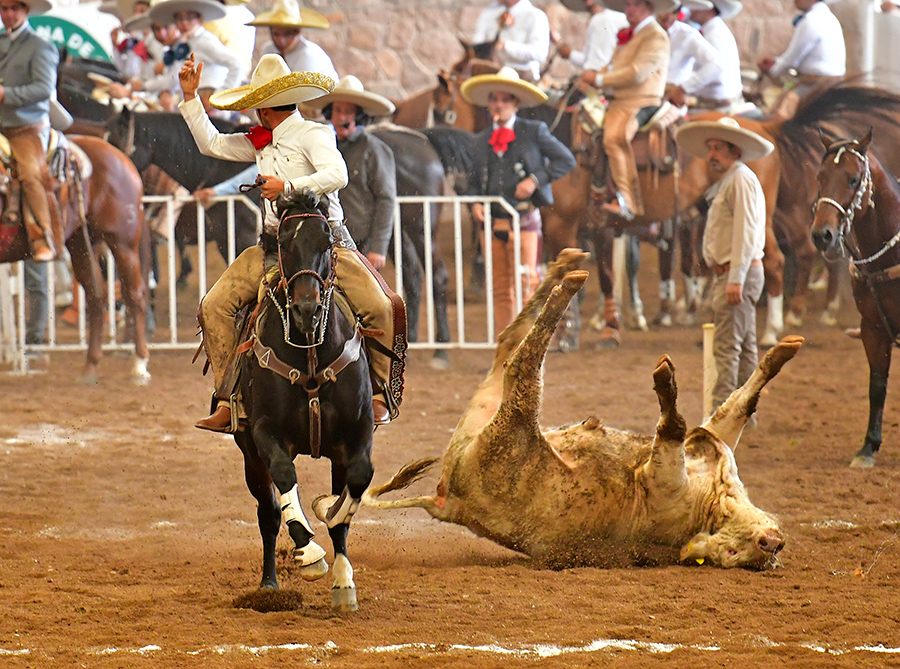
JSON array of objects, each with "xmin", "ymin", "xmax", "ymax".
[{"xmin": 179, "ymin": 53, "xmax": 203, "ymax": 100}]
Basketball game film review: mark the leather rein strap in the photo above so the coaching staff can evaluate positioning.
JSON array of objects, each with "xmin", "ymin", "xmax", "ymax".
[{"xmin": 251, "ymin": 326, "xmax": 363, "ymax": 458}]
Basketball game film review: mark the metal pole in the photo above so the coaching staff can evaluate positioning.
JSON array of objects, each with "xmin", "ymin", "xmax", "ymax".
[{"xmin": 702, "ymin": 322, "xmax": 716, "ymax": 420}]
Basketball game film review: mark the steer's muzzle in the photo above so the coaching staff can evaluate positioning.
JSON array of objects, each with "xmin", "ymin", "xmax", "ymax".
[{"xmin": 757, "ymin": 529, "xmax": 785, "ymax": 556}]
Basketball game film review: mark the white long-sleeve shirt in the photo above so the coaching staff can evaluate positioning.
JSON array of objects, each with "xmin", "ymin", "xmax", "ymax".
[
  {"xmin": 770, "ymin": 1, "xmax": 846, "ymax": 78},
  {"xmin": 569, "ymin": 9, "xmax": 628, "ymax": 71},
  {"xmin": 666, "ymin": 20, "xmax": 722, "ymax": 96},
  {"xmin": 702, "ymin": 161, "xmax": 766, "ymax": 285},
  {"xmin": 183, "ymin": 26, "xmax": 248, "ymax": 90},
  {"xmin": 256, "ymin": 37, "xmax": 339, "ymax": 81},
  {"xmin": 179, "ymin": 96, "xmax": 347, "ymax": 230},
  {"xmin": 473, "ymin": 0, "xmax": 550, "ymax": 81},
  {"xmin": 697, "ymin": 15, "xmax": 743, "ymax": 101}
]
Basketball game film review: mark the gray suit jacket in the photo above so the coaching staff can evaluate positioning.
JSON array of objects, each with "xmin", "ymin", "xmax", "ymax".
[{"xmin": 0, "ymin": 24, "xmax": 59, "ymax": 128}]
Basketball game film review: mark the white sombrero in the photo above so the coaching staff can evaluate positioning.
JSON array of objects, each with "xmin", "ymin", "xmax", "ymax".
[
  {"xmin": 149, "ymin": 0, "xmax": 226, "ymax": 26},
  {"xmin": 602, "ymin": 0, "xmax": 679, "ymax": 14},
  {"xmin": 304, "ymin": 75, "xmax": 395, "ymax": 116},
  {"xmin": 460, "ymin": 66, "xmax": 548, "ymax": 108},
  {"xmin": 680, "ymin": 0, "xmax": 714, "ymax": 10},
  {"xmin": 247, "ymin": 0, "xmax": 329, "ymax": 29},
  {"xmin": 675, "ymin": 116, "xmax": 774, "ymax": 161},
  {"xmin": 21, "ymin": 0, "xmax": 54, "ymax": 14},
  {"xmin": 209, "ymin": 53, "xmax": 335, "ymax": 111},
  {"xmin": 708, "ymin": 0, "xmax": 742, "ymax": 19},
  {"xmin": 123, "ymin": 0, "xmax": 167, "ymax": 31}
]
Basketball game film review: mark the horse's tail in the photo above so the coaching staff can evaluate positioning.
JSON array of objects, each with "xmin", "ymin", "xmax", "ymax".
[{"xmin": 362, "ymin": 457, "xmax": 442, "ymax": 514}]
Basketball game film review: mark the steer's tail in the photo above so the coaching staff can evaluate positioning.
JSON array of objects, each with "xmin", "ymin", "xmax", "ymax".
[{"xmin": 362, "ymin": 458, "xmax": 443, "ymax": 516}]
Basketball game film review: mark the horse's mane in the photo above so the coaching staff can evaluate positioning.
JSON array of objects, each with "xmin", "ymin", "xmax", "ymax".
[
  {"xmin": 276, "ymin": 188, "xmax": 329, "ymax": 221},
  {"xmin": 768, "ymin": 81, "xmax": 900, "ymax": 196}
]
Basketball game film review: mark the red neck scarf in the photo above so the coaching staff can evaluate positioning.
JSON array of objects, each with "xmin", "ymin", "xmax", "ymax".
[
  {"xmin": 616, "ymin": 27, "xmax": 634, "ymax": 46},
  {"xmin": 489, "ymin": 126, "xmax": 515, "ymax": 154},
  {"xmin": 245, "ymin": 125, "xmax": 273, "ymax": 150}
]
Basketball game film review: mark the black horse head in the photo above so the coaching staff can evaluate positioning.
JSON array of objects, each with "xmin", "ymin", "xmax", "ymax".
[{"xmin": 275, "ymin": 189, "xmax": 332, "ymax": 338}]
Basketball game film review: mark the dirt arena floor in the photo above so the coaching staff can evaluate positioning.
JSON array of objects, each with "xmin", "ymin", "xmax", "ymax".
[{"xmin": 2, "ymin": 258, "xmax": 900, "ymax": 668}]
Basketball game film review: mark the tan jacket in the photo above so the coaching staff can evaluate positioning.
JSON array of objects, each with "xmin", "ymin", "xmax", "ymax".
[{"xmin": 601, "ymin": 19, "xmax": 670, "ymax": 107}]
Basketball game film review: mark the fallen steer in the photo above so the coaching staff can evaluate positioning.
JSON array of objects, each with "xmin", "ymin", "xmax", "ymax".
[{"xmin": 365, "ymin": 249, "xmax": 800, "ymax": 569}]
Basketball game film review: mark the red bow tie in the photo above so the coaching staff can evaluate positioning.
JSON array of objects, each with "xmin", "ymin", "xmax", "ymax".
[
  {"xmin": 245, "ymin": 125, "xmax": 273, "ymax": 150},
  {"xmin": 489, "ymin": 126, "xmax": 515, "ymax": 154},
  {"xmin": 616, "ymin": 27, "xmax": 634, "ymax": 46}
]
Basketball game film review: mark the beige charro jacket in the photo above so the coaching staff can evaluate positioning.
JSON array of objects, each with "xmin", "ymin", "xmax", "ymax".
[{"xmin": 600, "ymin": 19, "xmax": 670, "ymax": 108}]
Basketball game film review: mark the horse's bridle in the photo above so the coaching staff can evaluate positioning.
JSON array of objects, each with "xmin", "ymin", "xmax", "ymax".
[
  {"xmin": 266, "ymin": 212, "xmax": 337, "ymax": 349},
  {"xmin": 813, "ymin": 142, "xmax": 877, "ymax": 264}
]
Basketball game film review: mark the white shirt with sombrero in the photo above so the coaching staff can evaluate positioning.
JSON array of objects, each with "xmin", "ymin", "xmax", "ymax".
[
  {"xmin": 769, "ymin": 1, "xmax": 845, "ymax": 78},
  {"xmin": 666, "ymin": 20, "xmax": 721, "ymax": 95},
  {"xmin": 473, "ymin": 0, "xmax": 550, "ymax": 81},
  {"xmin": 257, "ymin": 37, "xmax": 338, "ymax": 81},
  {"xmin": 183, "ymin": 25, "xmax": 248, "ymax": 89},
  {"xmin": 702, "ymin": 161, "xmax": 765, "ymax": 286},
  {"xmin": 179, "ymin": 96, "xmax": 347, "ymax": 230},
  {"xmin": 570, "ymin": 9, "xmax": 628, "ymax": 71},
  {"xmin": 697, "ymin": 16, "xmax": 743, "ymax": 101}
]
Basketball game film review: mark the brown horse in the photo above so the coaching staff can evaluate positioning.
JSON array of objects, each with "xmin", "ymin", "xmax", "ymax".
[
  {"xmin": 811, "ymin": 130, "xmax": 900, "ymax": 468},
  {"xmin": 0, "ymin": 135, "xmax": 150, "ymax": 384}
]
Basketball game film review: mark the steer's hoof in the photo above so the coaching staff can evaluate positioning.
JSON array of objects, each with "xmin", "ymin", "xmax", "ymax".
[
  {"xmin": 850, "ymin": 454, "xmax": 876, "ymax": 468},
  {"xmin": 332, "ymin": 586, "xmax": 358, "ymax": 613},
  {"xmin": 760, "ymin": 335, "xmax": 803, "ymax": 378}
]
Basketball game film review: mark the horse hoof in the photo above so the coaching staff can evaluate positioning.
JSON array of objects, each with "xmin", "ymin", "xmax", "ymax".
[
  {"xmin": 332, "ymin": 586, "xmax": 358, "ymax": 613},
  {"xmin": 298, "ymin": 557, "xmax": 329, "ymax": 582},
  {"xmin": 850, "ymin": 455, "xmax": 876, "ymax": 468},
  {"xmin": 758, "ymin": 331, "xmax": 778, "ymax": 349},
  {"xmin": 785, "ymin": 311, "xmax": 803, "ymax": 329},
  {"xmin": 80, "ymin": 370, "xmax": 99, "ymax": 385},
  {"xmin": 430, "ymin": 350, "xmax": 450, "ymax": 370},
  {"xmin": 627, "ymin": 313, "xmax": 648, "ymax": 332},
  {"xmin": 587, "ymin": 313, "xmax": 605, "ymax": 332},
  {"xmin": 819, "ymin": 312, "xmax": 838, "ymax": 327},
  {"xmin": 652, "ymin": 312, "xmax": 673, "ymax": 328},
  {"xmin": 596, "ymin": 331, "xmax": 620, "ymax": 351}
]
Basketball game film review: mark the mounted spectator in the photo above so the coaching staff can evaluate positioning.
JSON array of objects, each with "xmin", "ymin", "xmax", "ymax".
[
  {"xmin": 681, "ymin": 0, "xmax": 743, "ymax": 109},
  {"xmin": 306, "ymin": 76, "xmax": 397, "ymax": 271},
  {"xmin": 0, "ymin": 0, "xmax": 59, "ymax": 261},
  {"xmin": 149, "ymin": 0, "xmax": 248, "ymax": 108},
  {"xmin": 556, "ymin": 0, "xmax": 629, "ymax": 72},
  {"xmin": 659, "ymin": 3, "xmax": 728, "ymax": 112},
  {"xmin": 249, "ymin": 0, "xmax": 337, "ymax": 80},
  {"xmin": 757, "ymin": 0, "xmax": 845, "ymax": 83},
  {"xmin": 473, "ymin": 0, "xmax": 551, "ymax": 82},
  {"xmin": 579, "ymin": 0, "xmax": 675, "ymax": 222},
  {"xmin": 204, "ymin": 0, "xmax": 255, "ymax": 72}
]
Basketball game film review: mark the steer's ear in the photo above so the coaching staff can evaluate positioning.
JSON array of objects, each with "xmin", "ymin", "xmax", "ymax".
[{"xmin": 680, "ymin": 533, "xmax": 712, "ymax": 565}]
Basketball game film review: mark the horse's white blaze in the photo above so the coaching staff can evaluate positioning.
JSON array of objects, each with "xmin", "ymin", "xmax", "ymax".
[{"xmin": 332, "ymin": 553, "xmax": 354, "ymax": 591}]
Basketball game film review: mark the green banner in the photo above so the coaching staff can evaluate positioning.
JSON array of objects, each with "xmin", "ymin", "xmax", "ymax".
[{"xmin": 30, "ymin": 16, "xmax": 113, "ymax": 63}]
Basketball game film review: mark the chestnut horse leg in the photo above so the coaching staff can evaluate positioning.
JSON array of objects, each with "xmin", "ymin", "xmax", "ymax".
[
  {"xmin": 65, "ymin": 231, "xmax": 104, "ymax": 384},
  {"xmin": 590, "ymin": 219, "xmax": 620, "ymax": 349},
  {"xmin": 853, "ymin": 319, "xmax": 892, "ymax": 468}
]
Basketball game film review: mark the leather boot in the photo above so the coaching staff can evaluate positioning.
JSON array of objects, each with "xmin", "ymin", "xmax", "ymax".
[
  {"xmin": 373, "ymin": 396, "xmax": 391, "ymax": 426},
  {"xmin": 196, "ymin": 403, "xmax": 233, "ymax": 432}
]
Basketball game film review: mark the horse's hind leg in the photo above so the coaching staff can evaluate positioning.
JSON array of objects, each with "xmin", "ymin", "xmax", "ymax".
[
  {"xmin": 108, "ymin": 236, "xmax": 151, "ymax": 385},
  {"xmin": 235, "ymin": 431, "xmax": 281, "ymax": 589},
  {"xmin": 703, "ymin": 335, "xmax": 803, "ymax": 448},
  {"xmin": 65, "ymin": 233, "xmax": 104, "ymax": 384}
]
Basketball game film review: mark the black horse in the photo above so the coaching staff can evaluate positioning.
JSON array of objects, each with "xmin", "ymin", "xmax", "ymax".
[
  {"xmin": 105, "ymin": 107, "xmax": 261, "ymax": 283},
  {"xmin": 234, "ymin": 189, "xmax": 374, "ymax": 612}
]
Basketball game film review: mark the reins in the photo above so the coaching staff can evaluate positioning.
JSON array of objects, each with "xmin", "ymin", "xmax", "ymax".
[{"xmin": 250, "ymin": 209, "xmax": 363, "ymax": 457}]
